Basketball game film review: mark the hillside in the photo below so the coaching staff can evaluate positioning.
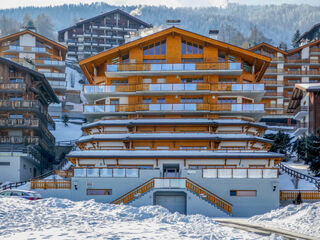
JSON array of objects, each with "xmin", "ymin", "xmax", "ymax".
[{"xmin": 0, "ymin": 3, "xmax": 320, "ymax": 47}]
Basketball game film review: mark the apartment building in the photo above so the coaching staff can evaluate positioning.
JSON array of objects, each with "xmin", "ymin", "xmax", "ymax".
[
  {"xmin": 0, "ymin": 57, "xmax": 59, "ymax": 183},
  {"xmin": 250, "ymin": 40, "xmax": 320, "ymax": 125},
  {"xmin": 0, "ymin": 28, "xmax": 67, "ymax": 119},
  {"xmin": 287, "ymin": 83, "xmax": 320, "ymax": 136},
  {"xmin": 58, "ymin": 9, "xmax": 152, "ymax": 61},
  {"xmin": 31, "ymin": 27, "xmax": 283, "ymax": 217},
  {"xmin": 295, "ymin": 23, "xmax": 320, "ymax": 47}
]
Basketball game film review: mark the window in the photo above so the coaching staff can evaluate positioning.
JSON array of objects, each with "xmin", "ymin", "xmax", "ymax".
[
  {"xmin": 87, "ymin": 189, "xmax": 112, "ymax": 195},
  {"xmin": 249, "ymin": 165, "xmax": 265, "ymax": 168},
  {"xmin": 10, "ymin": 78, "xmax": 23, "ymax": 83},
  {"xmin": 218, "ymin": 51, "xmax": 226, "ymax": 62},
  {"xmin": 110, "ymin": 99, "xmax": 119, "ymax": 105},
  {"xmin": 4, "ymin": 54, "xmax": 17, "ymax": 59},
  {"xmin": 143, "ymin": 40, "xmax": 166, "ymax": 55},
  {"xmin": 230, "ymin": 190, "xmax": 257, "ymax": 197},
  {"xmin": 218, "ymin": 98, "xmax": 237, "ymax": 104},
  {"xmin": 143, "ymin": 59, "xmax": 166, "ymax": 63},
  {"xmin": 9, "ymin": 114, "xmax": 22, "ymax": 119},
  {"xmin": 143, "ymin": 98, "xmax": 151, "ymax": 104},
  {"xmin": 228, "ymin": 55, "xmax": 236, "ymax": 62},
  {"xmin": 36, "ymin": 40, "xmax": 44, "ymax": 47},
  {"xmin": 181, "ymin": 97, "xmax": 203, "ymax": 103},
  {"xmin": 157, "ymin": 98, "xmax": 166, "ymax": 103},
  {"xmin": 181, "ymin": 58, "xmax": 203, "ymax": 63},
  {"xmin": 10, "ymin": 96, "xmax": 23, "ymax": 101},
  {"xmin": 182, "ymin": 39, "xmax": 203, "ymax": 55},
  {"xmin": 0, "ymin": 162, "xmax": 10, "ymax": 166},
  {"xmin": 219, "ymin": 78, "xmax": 237, "ymax": 84},
  {"xmin": 122, "ymin": 54, "xmax": 129, "ymax": 64},
  {"xmin": 180, "ymin": 146, "xmax": 207, "ymax": 150},
  {"xmin": 111, "ymin": 80, "xmax": 128, "ymax": 85},
  {"xmin": 181, "ymin": 78, "xmax": 203, "ymax": 83}
]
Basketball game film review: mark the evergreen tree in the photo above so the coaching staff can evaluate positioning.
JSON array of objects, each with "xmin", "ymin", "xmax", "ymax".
[
  {"xmin": 62, "ymin": 114, "xmax": 69, "ymax": 127},
  {"xmin": 292, "ymin": 136, "xmax": 307, "ymax": 162},
  {"xmin": 264, "ymin": 131, "xmax": 293, "ymax": 161},
  {"xmin": 292, "ymin": 29, "xmax": 300, "ymax": 48},
  {"xmin": 34, "ymin": 14, "xmax": 55, "ymax": 40},
  {"xmin": 0, "ymin": 14, "xmax": 19, "ymax": 36},
  {"xmin": 22, "ymin": 13, "xmax": 33, "ymax": 27}
]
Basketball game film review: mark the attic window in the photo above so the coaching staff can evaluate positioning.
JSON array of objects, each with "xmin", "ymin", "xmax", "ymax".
[{"xmin": 181, "ymin": 39, "xmax": 203, "ymax": 55}]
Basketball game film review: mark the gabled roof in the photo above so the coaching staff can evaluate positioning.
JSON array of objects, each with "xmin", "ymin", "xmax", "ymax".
[
  {"xmin": 58, "ymin": 9, "xmax": 152, "ymax": 34},
  {"xmin": 79, "ymin": 27, "xmax": 271, "ymax": 83},
  {"xmin": 287, "ymin": 38, "xmax": 320, "ymax": 54},
  {"xmin": 0, "ymin": 29, "xmax": 67, "ymax": 57},
  {"xmin": 295, "ymin": 23, "xmax": 320, "ymax": 43},
  {"xmin": 0, "ymin": 57, "xmax": 59, "ymax": 103},
  {"xmin": 249, "ymin": 42, "xmax": 288, "ymax": 55}
]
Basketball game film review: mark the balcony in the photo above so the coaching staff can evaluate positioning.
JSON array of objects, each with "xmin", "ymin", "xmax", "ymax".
[
  {"xmin": 265, "ymin": 69, "xmax": 283, "ymax": 75},
  {"xmin": 3, "ymin": 45, "xmax": 50, "ymax": 55},
  {"xmin": 48, "ymin": 80, "xmax": 67, "ymax": 90},
  {"xmin": 264, "ymin": 92, "xmax": 283, "ymax": 98},
  {"xmin": 264, "ymin": 103, "xmax": 283, "ymax": 109},
  {"xmin": 294, "ymin": 105, "xmax": 308, "ymax": 120},
  {"xmin": 284, "ymin": 59, "xmax": 320, "ymax": 65},
  {"xmin": 264, "ymin": 80, "xmax": 283, "ymax": 86},
  {"xmin": 284, "ymin": 70, "xmax": 320, "ymax": 77},
  {"xmin": 271, "ymin": 57, "xmax": 284, "ymax": 62},
  {"xmin": 293, "ymin": 122, "xmax": 308, "ymax": 137},
  {"xmin": 0, "ymin": 136, "xmax": 39, "ymax": 145},
  {"xmin": 310, "ymin": 48, "xmax": 320, "ymax": 56},
  {"xmin": 0, "ymin": 83, "xmax": 26, "ymax": 92},
  {"xmin": 136, "ymin": 83, "xmax": 211, "ymax": 95},
  {"xmin": 44, "ymin": 72, "xmax": 66, "ymax": 80},
  {"xmin": 34, "ymin": 60, "xmax": 65, "ymax": 69},
  {"xmin": 0, "ymin": 118, "xmax": 39, "ymax": 128},
  {"xmin": 0, "ymin": 100, "xmax": 55, "ymax": 130},
  {"xmin": 105, "ymin": 62, "xmax": 242, "ymax": 78}
]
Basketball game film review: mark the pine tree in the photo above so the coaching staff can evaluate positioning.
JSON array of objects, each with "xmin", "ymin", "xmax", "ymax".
[
  {"xmin": 22, "ymin": 13, "xmax": 33, "ymax": 28},
  {"xmin": 292, "ymin": 29, "xmax": 300, "ymax": 48},
  {"xmin": 264, "ymin": 131, "xmax": 293, "ymax": 161}
]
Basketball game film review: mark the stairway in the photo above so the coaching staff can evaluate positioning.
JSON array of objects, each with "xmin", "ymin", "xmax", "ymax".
[{"xmin": 111, "ymin": 177, "xmax": 232, "ymax": 216}]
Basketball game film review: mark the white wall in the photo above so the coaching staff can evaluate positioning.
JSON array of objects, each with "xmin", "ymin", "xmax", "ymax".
[{"xmin": 20, "ymin": 33, "xmax": 36, "ymax": 46}]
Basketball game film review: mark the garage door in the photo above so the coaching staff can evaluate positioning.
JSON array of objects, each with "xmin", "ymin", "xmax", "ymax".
[{"xmin": 155, "ymin": 194, "xmax": 186, "ymax": 214}]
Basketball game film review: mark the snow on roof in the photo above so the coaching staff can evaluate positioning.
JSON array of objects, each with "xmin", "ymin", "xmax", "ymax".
[
  {"xmin": 77, "ymin": 133, "xmax": 272, "ymax": 143},
  {"xmin": 67, "ymin": 150, "xmax": 283, "ymax": 159},
  {"xmin": 83, "ymin": 118, "xmax": 267, "ymax": 129},
  {"xmin": 296, "ymin": 83, "xmax": 320, "ymax": 92}
]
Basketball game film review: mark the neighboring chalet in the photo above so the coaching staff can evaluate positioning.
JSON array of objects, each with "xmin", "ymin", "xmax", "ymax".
[
  {"xmin": 0, "ymin": 57, "xmax": 59, "ymax": 183},
  {"xmin": 249, "ymin": 40, "xmax": 320, "ymax": 125},
  {"xmin": 287, "ymin": 83, "xmax": 320, "ymax": 136},
  {"xmin": 58, "ymin": 9, "xmax": 152, "ymax": 61},
  {"xmin": 31, "ymin": 27, "xmax": 284, "ymax": 218},
  {"xmin": 0, "ymin": 28, "xmax": 67, "ymax": 119},
  {"xmin": 295, "ymin": 23, "xmax": 320, "ymax": 47}
]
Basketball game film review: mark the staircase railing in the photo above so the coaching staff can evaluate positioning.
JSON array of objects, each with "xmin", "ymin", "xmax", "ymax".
[
  {"xmin": 1, "ymin": 181, "xmax": 29, "ymax": 190},
  {"xmin": 110, "ymin": 177, "xmax": 232, "ymax": 215},
  {"xmin": 185, "ymin": 178, "xmax": 232, "ymax": 215},
  {"xmin": 279, "ymin": 162, "xmax": 320, "ymax": 189},
  {"xmin": 111, "ymin": 178, "xmax": 155, "ymax": 204}
]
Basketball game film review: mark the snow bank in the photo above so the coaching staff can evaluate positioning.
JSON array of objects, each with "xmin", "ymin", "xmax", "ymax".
[
  {"xmin": 0, "ymin": 198, "xmax": 274, "ymax": 240},
  {"xmin": 51, "ymin": 121, "xmax": 82, "ymax": 142},
  {"xmin": 249, "ymin": 202, "xmax": 320, "ymax": 237}
]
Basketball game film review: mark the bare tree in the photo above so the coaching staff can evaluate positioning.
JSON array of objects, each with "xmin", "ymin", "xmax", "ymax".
[
  {"xmin": 34, "ymin": 14, "xmax": 56, "ymax": 40},
  {"xmin": 0, "ymin": 14, "xmax": 19, "ymax": 36}
]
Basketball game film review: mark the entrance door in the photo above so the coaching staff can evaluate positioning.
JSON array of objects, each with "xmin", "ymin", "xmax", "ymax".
[{"xmin": 163, "ymin": 164, "xmax": 180, "ymax": 178}]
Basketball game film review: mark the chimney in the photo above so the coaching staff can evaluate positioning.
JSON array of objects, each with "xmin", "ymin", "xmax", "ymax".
[
  {"xmin": 209, "ymin": 30, "xmax": 219, "ymax": 40},
  {"xmin": 166, "ymin": 20, "xmax": 181, "ymax": 27}
]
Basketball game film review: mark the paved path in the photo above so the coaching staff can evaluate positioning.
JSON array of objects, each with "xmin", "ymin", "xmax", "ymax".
[{"xmin": 214, "ymin": 218, "xmax": 317, "ymax": 240}]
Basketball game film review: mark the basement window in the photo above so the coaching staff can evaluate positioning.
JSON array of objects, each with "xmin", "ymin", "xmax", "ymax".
[
  {"xmin": 87, "ymin": 189, "xmax": 112, "ymax": 195},
  {"xmin": 230, "ymin": 190, "xmax": 257, "ymax": 197}
]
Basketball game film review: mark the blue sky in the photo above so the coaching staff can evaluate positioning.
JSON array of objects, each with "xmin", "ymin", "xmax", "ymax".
[{"xmin": 1, "ymin": 0, "xmax": 319, "ymax": 10}]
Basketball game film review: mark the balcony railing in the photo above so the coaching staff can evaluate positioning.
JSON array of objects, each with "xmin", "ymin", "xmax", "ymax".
[
  {"xmin": 0, "ymin": 118, "xmax": 39, "ymax": 127},
  {"xmin": 83, "ymin": 103, "xmax": 264, "ymax": 113},
  {"xmin": 264, "ymin": 92, "xmax": 283, "ymax": 97},
  {"xmin": 285, "ymin": 59, "xmax": 320, "ymax": 64},
  {"xmin": 3, "ymin": 45, "xmax": 50, "ymax": 54},
  {"xmin": 265, "ymin": 69, "xmax": 283, "ymax": 74},
  {"xmin": 284, "ymin": 70, "xmax": 320, "ymax": 76},
  {"xmin": 0, "ymin": 136, "xmax": 39, "ymax": 144},
  {"xmin": 0, "ymin": 100, "xmax": 55, "ymax": 129},
  {"xmin": 0, "ymin": 83, "xmax": 26, "ymax": 91},
  {"xmin": 34, "ymin": 60, "xmax": 65, "ymax": 67},
  {"xmin": 280, "ymin": 190, "xmax": 320, "ymax": 200},
  {"xmin": 48, "ymin": 80, "xmax": 67, "ymax": 88},
  {"xmin": 203, "ymin": 168, "xmax": 279, "ymax": 179},
  {"xmin": 83, "ymin": 83, "xmax": 264, "ymax": 94},
  {"xmin": 264, "ymin": 81, "xmax": 283, "ymax": 85},
  {"xmin": 44, "ymin": 73, "xmax": 66, "ymax": 79},
  {"xmin": 264, "ymin": 103, "xmax": 283, "ymax": 108},
  {"xmin": 106, "ymin": 62, "xmax": 242, "ymax": 73}
]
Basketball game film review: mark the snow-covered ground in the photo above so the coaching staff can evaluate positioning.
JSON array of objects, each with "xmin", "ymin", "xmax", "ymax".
[
  {"xmin": 279, "ymin": 172, "xmax": 318, "ymax": 190},
  {"xmin": 0, "ymin": 197, "xmax": 318, "ymax": 240},
  {"xmin": 50, "ymin": 121, "xmax": 83, "ymax": 142},
  {"xmin": 249, "ymin": 202, "xmax": 320, "ymax": 237}
]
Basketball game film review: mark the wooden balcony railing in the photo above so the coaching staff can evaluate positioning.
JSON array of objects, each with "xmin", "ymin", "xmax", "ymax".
[
  {"xmin": 265, "ymin": 69, "xmax": 284, "ymax": 74},
  {"xmin": 2, "ymin": 45, "xmax": 51, "ymax": 54},
  {"xmin": 0, "ymin": 118, "xmax": 39, "ymax": 127},
  {"xmin": 30, "ymin": 179, "xmax": 72, "ymax": 189},
  {"xmin": 55, "ymin": 170, "xmax": 74, "ymax": 178},
  {"xmin": 0, "ymin": 136, "xmax": 39, "ymax": 144},
  {"xmin": 285, "ymin": 70, "xmax": 320, "ymax": 75},
  {"xmin": 264, "ymin": 103, "xmax": 283, "ymax": 108},
  {"xmin": 84, "ymin": 84, "xmax": 136, "ymax": 93},
  {"xmin": 280, "ymin": 190, "xmax": 320, "ymax": 200},
  {"xmin": 264, "ymin": 92, "xmax": 283, "ymax": 97},
  {"xmin": 0, "ymin": 83, "xmax": 26, "ymax": 91},
  {"xmin": 264, "ymin": 81, "xmax": 283, "ymax": 85},
  {"xmin": 186, "ymin": 178, "xmax": 232, "ymax": 215},
  {"xmin": 137, "ymin": 83, "xmax": 211, "ymax": 92},
  {"xmin": 285, "ymin": 59, "xmax": 320, "ymax": 64},
  {"xmin": 211, "ymin": 84, "xmax": 264, "ymax": 91},
  {"xmin": 310, "ymin": 48, "xmax": 320, "ymax": 53}
]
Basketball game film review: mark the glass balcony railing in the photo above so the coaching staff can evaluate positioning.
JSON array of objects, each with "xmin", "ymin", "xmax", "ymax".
[
  {"xmin": 106, "ymin": 62, "xmax": 242, "ymax": 73},
  {"xmin": 44, "ymin": 73, "xmax": 66, "ymax": 79},
  {"xmin": 6, "ymin": 45, "xmax": 49, "ymax": 54},
  {"xmin": 83, "ymin": 83, "xmax": 263, "ymax": 94},
  {"xmin": 83, "ymin": 103, "xmax": 264, "ymax": 113},
  {"xmin": 48, "ymin": 80, "xmax": 67, "ymax": 88},
  {"xmin": 35, "ymin": 60, "xmax": 65, "ymax": 66}
]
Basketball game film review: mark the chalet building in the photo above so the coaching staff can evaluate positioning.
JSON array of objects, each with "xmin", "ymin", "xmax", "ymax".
[
  {"xmin": 249, "ymin": 41, "xmax": 320, "ymax": 126},
  {"xmin": 0, "ymin": 57, "xmax": 59, "ymax": 183},
  {"xmin": 295, "ymin": 23, "xmax": 320, "ymax": 47},
  {"xmin": 58, "ymin": 9, "xmax": 152, "ymax": 61},
  {"xmin": 287, "ymin": 83, "xmax": 320, "ymax": 136},
  {"xmin": 0, "ymin": 28, "xmax": 67, "ymax": 119},
  {"xmin": 31, "ymin": 27, "xmax": 283, "ymax": 217}
]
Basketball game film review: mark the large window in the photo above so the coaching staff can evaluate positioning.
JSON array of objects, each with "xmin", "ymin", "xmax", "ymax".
[
  {"xmin": 182, "ymin": 40, "xmax": 203, "ymax": 55},
  {"xmin": 230, "ymin": 190, "xmax": 256, "ymax": 197},
  {"xmin": 181, "ymin": 78, "xmax": 203, "ymax": 83},
  {"xmin": 143, "ymin": 40, "xmax": 166, "ymax": 56},
  {"xmin": 218, "ymin": 98, "xmax": 237, "ymax": 104},
  {"xmin": 181, "ymin": 97, "xmax": 203, "ymax": 103},
  {"xmin": 87, "ymin": 189, "xmax": 112, "ymax": 195}
]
